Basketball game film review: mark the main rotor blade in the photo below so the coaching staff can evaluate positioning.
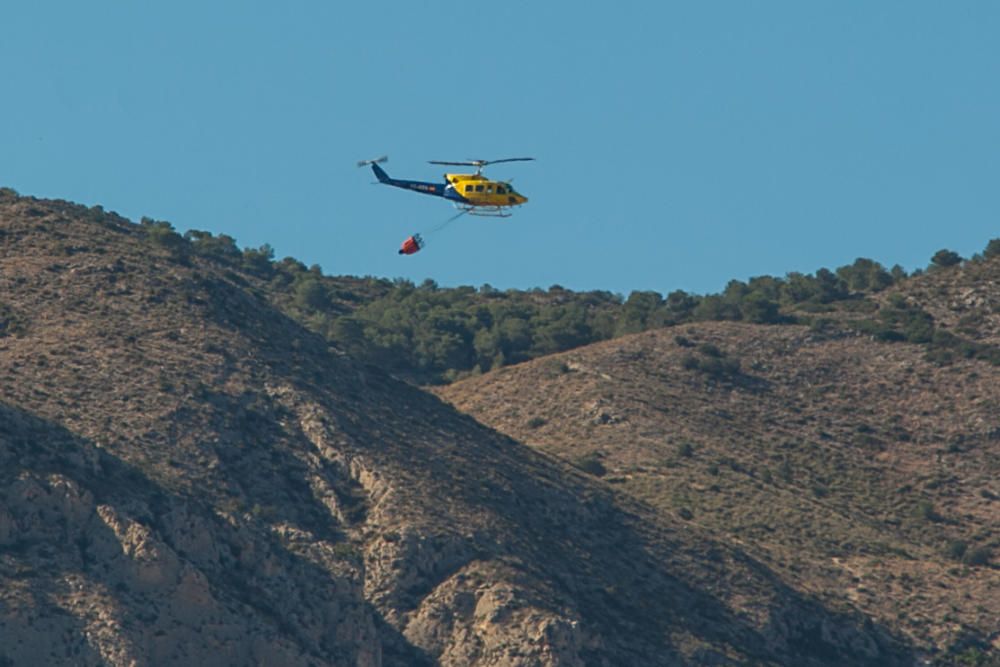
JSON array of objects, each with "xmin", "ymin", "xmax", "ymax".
[
  {"xmin": 429, "ymin": 157, "xmax": 535, "ymax": 167},
  {"xmin": 482, "ymin": 157, "xmax": 535, "ymax": 165},
  {"xmin": 428, "ymin": 160, "xmax": 480, "ymax": 167}
]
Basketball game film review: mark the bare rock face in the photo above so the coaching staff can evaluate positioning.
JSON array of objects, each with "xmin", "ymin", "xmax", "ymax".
[
  {"xmin": 0, "ymin": 406, "xmax": 379, "ymax": 667},
  {"xmin": 0, "ymin": 193, "xmax": 918, "ymax": 665},
  {"xmin": 402, "ymin": 560, "xmax": 588, "ymax": 667}
]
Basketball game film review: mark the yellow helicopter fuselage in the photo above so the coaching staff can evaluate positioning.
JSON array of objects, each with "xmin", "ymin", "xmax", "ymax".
[{"xmin": 445, "ymin": 173, "xmax": 528, "ymax": 208}]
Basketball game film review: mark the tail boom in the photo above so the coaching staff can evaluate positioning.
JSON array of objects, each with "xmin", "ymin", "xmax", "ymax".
[{"xmin": 372, "ymin": 162, "xmax": 450, "ymax": 198}]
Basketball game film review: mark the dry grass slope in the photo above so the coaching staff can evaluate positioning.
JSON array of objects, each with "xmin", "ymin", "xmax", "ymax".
[{"xmin": 438, "ymin": 282, "xmax": 1000, "ymax": 662}]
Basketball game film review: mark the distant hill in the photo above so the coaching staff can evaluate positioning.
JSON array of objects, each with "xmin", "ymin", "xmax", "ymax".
[
  {"xmin": 438, "ymin": 259, "xmax": 1000, "ymax": 663},
  {"xmin": 0, "ymin": 189, "xmax": 921, "ymax": 665},
  {"xmin": 46, "ymin": 185, "xmax": 996, "ymax": 387}
]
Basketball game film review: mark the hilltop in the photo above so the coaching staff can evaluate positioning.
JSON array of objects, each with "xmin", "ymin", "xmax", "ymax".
[
  {"xmin": 94, "ymin": 194, "xmax": 1000, "ymax": 388},
  {"xmin": 0, "ymin": 190, "xmax": 923, "ymax": 665},
  {"xmin": 438, "ymin": 261, "xmax": 1000, "ymax": 662}
]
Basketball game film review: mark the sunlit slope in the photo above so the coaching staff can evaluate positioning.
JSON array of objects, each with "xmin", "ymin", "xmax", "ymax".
[{"xmin": 439, "ymin": 310, "xmax": 1000, "ymax": 659}]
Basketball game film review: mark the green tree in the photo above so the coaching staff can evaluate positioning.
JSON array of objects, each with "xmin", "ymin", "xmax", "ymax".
[
  {"xmin": 781, "ymin": 272, "xmax": 819, "ymax": 304},
  {"xmin": 293, "ymin": 277, "xmax": 329, "ymax": 310},
  {"xmin": 473, "ymin": 327, "xmax": 502, "ymax": 370},
  {"xmin": 983, "ymin": 238, "xmax": 1000, "ymax": 259},
  {"xmin": 837, "ymin": 258, "xmax": 893, "ymax": 292},
  {"xmin": 665, "ymin": 290, "xmax": 698, "ymax": 321},
  {"xmin": 693, "ymin": 295, "xmax": 741, "ymax": 321},
  {"xmin": 329, "ymin": 316, "xmax": 367, "ymax": 354},
  {"xmin": 741, "ymin": 292, "xmax": 781, "ymax": 323},
  {"xmin": 242, "ymin": 244, "xmax": 275, "ymax": 275},
  {"xmin": 141, "ymin": 218, "xmax": 185, "ymax": 252},
  {"xmin": 496, "ymin": 317, "xmax": 533, "ymax": 361},
  {"xmin": 616, "ymin": 291, "xmax": 665, "ymax": 335},
  {"xmin": 814, "ymin": 268, "xmax": 848, "ymax": 303},
  {"xmin": 532, "ymin": 304, "xmax": 591, "ymax": 355},
  {"xmin": 185, "ymin": 230, "xmax": 241, "ymax": 261},
  {"xmin": 931, "ymin": 249, "xmax": 963, "ymax": 268},
  {"xmin": 747, "ymin": 275, "xmax": 783, "ymax": 301}
]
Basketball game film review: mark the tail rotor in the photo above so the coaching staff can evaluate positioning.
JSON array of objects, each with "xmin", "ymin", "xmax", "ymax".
[{"xmin": 356, "ymin": 155, "xmax": 388, "ymax": 168}]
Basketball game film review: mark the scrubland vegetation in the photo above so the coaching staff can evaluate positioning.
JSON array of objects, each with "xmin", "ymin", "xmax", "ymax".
[{"xmin": 134, "ymin": 208, "xmax": 1000, "ymax": 384}]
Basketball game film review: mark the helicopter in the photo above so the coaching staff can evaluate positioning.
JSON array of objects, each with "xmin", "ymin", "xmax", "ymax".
[{"xmin": 357, "ymin": 156, "xmax": 533, "ymax": 217}]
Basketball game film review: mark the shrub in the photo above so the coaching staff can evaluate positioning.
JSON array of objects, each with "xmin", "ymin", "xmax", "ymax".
[
  {"xmin": 574, "ymin": 453, "xmax": 606, "ymax": 477},
  {"xmin": 0, "ymin": 303, "xmax": 25, "ymax": 337},
  {"xmin": 902, "ymin": 312, "xmax": 935, "ymax": 344},
  {"xmin": 946, "ymin": 540, "xmax": 968, "ymax": 561},
  {"xmin": 674, "ymin": 335, "xmax": 694, "ymax": 348},
  {"xmin": 779, "ymin": 457, "xmax": 793, "ymax": 482},
  {"xmin": 963, "ymin": 547, "xmax": 991, "ymax": 567},
  {"xmin": 915, "ymin": 500, "xmax": 941, "ymax": 522},
  {"xmin": 852, "ymin": 318, "xmax": 904, "ymax": 341},
  {"xmin": 331, "ymin": 542, "xmax": 360, "ymax": 560},
  {"xmin": 702, "ymin": 356, "xmax": 733, "ymax": 375},
  {"xmin": 808, "ymin": 317, "xmax": 835, "ymax": 333},
  {"xmin": 684, "ymin": 354, "xmax": 740, "ymax": 377},
  {"xmin": 698, "ymin": 343, "xmax": 722, "ymax": 358},
  {"xmin": 681, "ymin": 354, "xmax": 700, "ymax": 371}
]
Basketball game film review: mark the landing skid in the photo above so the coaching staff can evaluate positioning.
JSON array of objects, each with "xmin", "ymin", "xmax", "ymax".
[{"xmin": 457, "ymin": 205, "xmax": 513, "ymax": 218}]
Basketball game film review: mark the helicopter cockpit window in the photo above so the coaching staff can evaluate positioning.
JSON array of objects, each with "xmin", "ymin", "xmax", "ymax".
[
  {"xmin": 497, "ymin": 185, "xmax": 507, "ymax": 194},
  {"xmin": 486, "ymin": 185, "xmax": 494, "ymax": 193}
]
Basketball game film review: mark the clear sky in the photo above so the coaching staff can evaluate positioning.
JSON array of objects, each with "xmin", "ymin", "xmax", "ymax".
[{"xmin": 2, "ymin": 2, "xmax": 998, "ymax": 296}]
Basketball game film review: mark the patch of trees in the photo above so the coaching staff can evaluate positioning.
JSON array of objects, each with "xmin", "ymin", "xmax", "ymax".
[
  {"xmin": 133, "ymin": 221, "xmax": 1000, "ymax": 383},
  {"xmin": 851, "ymin": 293, "xmax": 1000, "ymax": 366},
  {"xmin": 326, "ymin": 265, "xmax": 891, "ymax": 383}
]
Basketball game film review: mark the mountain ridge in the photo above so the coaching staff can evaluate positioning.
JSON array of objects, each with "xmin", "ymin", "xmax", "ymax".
[{"xmin": 0, "ymin": 192, "xmax": 919, "ymax": 664}]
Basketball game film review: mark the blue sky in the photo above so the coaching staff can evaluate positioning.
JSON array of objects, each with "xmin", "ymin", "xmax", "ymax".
[{"xmin": 2, "ymin": 2, "xmax": 998, "ymax": 296}]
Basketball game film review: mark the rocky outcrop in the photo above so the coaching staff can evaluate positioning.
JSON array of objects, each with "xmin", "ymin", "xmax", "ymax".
[{"xmin": 0, "ymin": 407, "xmax": 379, "ymax": 667}]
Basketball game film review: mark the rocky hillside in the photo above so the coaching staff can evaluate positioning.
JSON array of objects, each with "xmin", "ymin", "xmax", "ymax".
[
  {"xmin": 0, "ymin": 191, "xmax": 921, "ymax": 665},
  {"xmin": 894, "ymin": 253, "xmax": 1000, "ymax": 347},
  {"xmin": 438, "ymin": 266, "xmax": 1000, "ymax": 664}
]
